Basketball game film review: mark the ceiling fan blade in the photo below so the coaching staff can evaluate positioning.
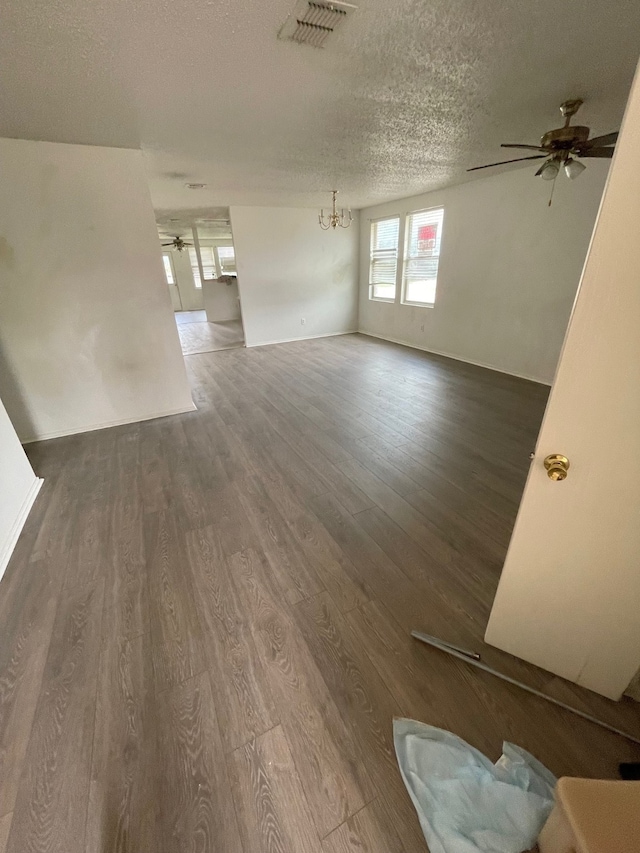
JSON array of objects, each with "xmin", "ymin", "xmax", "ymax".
[
  {"xmin": 501, "ymin": 143, "xmax": 548, "ymax": 152},
  {"xmin": 161, "ymin": 242, "xmax": 175, "ymax": 246},
  {"xmin": 467, "ymin": 155, "xmax": 546, "ymax": 172},
  {"xmin": 583, "ymin": 132, "xmax": 618, "ymax": 148},
  {"xmin": 579, "ymin": 148, "xmax": 615, "ymax": 158}
]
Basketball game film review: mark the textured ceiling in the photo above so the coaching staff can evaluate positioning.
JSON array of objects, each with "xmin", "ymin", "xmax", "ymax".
[
  {"xmin": 156, "ymin": 207, "xmax": 232, "ymax": 240},
  {"xmin": 1, "ymin": 0, "xmax": 638, "ymax": 208}
]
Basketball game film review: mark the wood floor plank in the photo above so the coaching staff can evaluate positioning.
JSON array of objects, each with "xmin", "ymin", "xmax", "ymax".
[
  {"xmin": 353, "ymin": 505, "xmax": 491, "ymax": 633},
  {"xmin": 228, "ymin": 548, "xmax": 372, "ymax": 837},
  {"xmin": 404, "ymin": 486, "xmax": 508, "ymax": 565},
  {"xmin": 322, "ymin": 427, "xmax": 421, "ymax": 497},
  {"xmin": 63, "ymin": 429, "xmax": 115, "ymax": 590},
  {"xmin": 293, "ymin": 592, "xmax": 428, "ymax": 852},
  {"xmin": 6, "ymin": 580, "xmax": 104, "ymax": 853},
  {"xmin": 309, "ymin": 491, "xmax": 484, "ymax": 650},
  {"xmin": 145, "ymin": 510, "xmax": 206, "ymax": 693},
  {"xmin": 234, "ymin": 474, "xmax": 325, "ymax": 605},
  {"xmin": 156, "ymin": 671, "xmax": 243, "ymax": 853},
  {"xmin": 229, "ymin": 725, "xmax": 323, "ymax": 853},
  {"xmin": 138, "ymin": 420, "xmax": 172, "ymax": 514},
  {"xmin": 268, "ymin": 340, "xmax": 535, "ymax": 473},
  {"xmin": 0, "ymin": 560, "xmax": 59, "ymax": 819},
  {"xmin": 203, "ymin": 481, "xmax": 263, "ymax": 558},
  {"xmin": 287, "ymin": 512, "xmax": 369, "ymax": 613},
  {"xmin": 86, "ymin": 632, "xmax": 160, "ymax": 853},
  {"xmin": 185, "ymin": 525, "xmax": 280, "ymax": 752},
  {"xmin": 250, "ymin": 393, "xmax": 375, "ymax": 514},
  {"xmin": 27, "ymin": 453, "xmax": 84, "ymax": 567},
  {"xmin": 103, "ymin": 428, "xmax": 149, "ymax": 642},
  {"xmin": 294, "ymin": 591, "xmax": 402, "ymax": 771},
  {"xmin": 360, "ymin": 432, "xmax": 519, "ymax": 523},
  {"xmin": 198, "ymin": 402, "xmax": 369, "ymax": 612},
  {"xmin": 322, "ymin": 799, "xmax": 407, "ymax": 853}
]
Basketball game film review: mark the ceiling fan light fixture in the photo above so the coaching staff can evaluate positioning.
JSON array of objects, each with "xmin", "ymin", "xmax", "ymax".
[
  {"xmin": 539, "ymin": 159, "xmax": 560, "ymax": 181},
  {"xmin": 564, "ymin": 158, "xmax": 587, "ymax": 179}
]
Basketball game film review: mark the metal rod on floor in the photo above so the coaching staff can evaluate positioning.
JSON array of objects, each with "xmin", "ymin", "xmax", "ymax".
[
  {"xmin": 411, "ymin": 629, "xmax": 640, "ymax": 747},
  {"xmin": 412, "ymin": 630, "xmax": 481, "ymax": 661}
]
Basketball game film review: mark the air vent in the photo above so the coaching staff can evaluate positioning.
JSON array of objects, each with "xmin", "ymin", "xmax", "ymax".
[{"xmin": 278, "ymin": 0, "xmax": 357, "ymax": 48}]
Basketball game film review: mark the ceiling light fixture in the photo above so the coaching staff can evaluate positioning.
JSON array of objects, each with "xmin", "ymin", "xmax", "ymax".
[
  {"xmin": 318, "ymin": 190, "xmax": 352, "ymax": 230},
  {"xmin": 564, "ymin": 158, "xmax": 587, "ymax": 179},
  {"xmin": 185, "ymin": 183, "xmax": 206, "ymax": 189},
  {"xmin": 538, "ymin": 159, "xmax": 560, "ymax": 181},
  {"xmin": 279, "ymin": 0, "xmax": 357, "ymax": 48}
]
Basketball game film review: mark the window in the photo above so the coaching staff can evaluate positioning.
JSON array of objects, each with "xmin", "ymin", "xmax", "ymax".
[
  {"xmin": 369, "ymin": 217, "xmax": 400, "ymax": 301},
  {"xmin": 402, "ymin": 207, "xmax": 444, "ymax": 306},
  {"xmin": 217, "ymin": 245, "xmax": 236, "ymax": 274},
  {"xmin": 162, "ymin": 253, "xmax": 175, "ymax": 285},
  {"xmin": 188, "ymin": 246, "xmax": 216, "ymax": 288}
]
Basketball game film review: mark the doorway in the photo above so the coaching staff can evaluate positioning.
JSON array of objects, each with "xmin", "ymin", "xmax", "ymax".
[{"xmin": 157, "ymin": 209, "xmax": 245, "ymax": 355}]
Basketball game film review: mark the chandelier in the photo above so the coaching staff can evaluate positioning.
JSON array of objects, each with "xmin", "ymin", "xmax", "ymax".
[{"xmin": 318, "ymin": 190, "xmax": 353, "ymax": 230}]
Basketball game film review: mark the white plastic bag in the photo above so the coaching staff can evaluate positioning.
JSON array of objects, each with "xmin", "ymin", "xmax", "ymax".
[{"xmin": 394, "ymin": 718, "xmax": 556, "ymax": 853}]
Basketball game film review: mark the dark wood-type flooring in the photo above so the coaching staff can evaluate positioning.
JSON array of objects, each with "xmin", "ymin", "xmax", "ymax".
[{"xmin": 2, "ymin": 334, "xmax": 639, "ymax": 853}]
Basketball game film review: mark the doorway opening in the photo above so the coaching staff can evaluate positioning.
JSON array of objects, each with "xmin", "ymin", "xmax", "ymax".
[{"xmin": 157, "ymin": 208, "xmax": 245, "ymax": 355}]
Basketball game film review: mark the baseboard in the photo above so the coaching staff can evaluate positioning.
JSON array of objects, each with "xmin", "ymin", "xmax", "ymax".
[
  {"xmin": 0, "ymin": 477, "xmax": 44, "ymax": 581},
  {"xmin": 21, "ymin": 402, "xmax": 197, "ymax": 444},
  {"xmin": 246, "ymin": 330, "xmax": 357, "ymax": 349},
  {"xmin": 358, "ymin": 331, "xmax": 551, "ymax": 386}
]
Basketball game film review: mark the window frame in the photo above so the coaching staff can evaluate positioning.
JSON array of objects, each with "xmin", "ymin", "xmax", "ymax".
[
  {"xmin": 215, "ymin": 243, "xmax": 236, "ymax": 275},
  {"xmin": 162, "ymin": 252, "xmax": 176, "ymax": 286},
  {"xmin": 190, "ymin": 241, "xmax": 236, "ymax": 286},
  {"xmin": 401, "ymin": 205, "xmax": 444, "ymax": 309},
  {"xmin": 368, "ymin": 215, "xmax": 401, "ymax": 303},
  {"xmin": 188, "ymin": 245, "xmax": 217, "ymax": 288}
]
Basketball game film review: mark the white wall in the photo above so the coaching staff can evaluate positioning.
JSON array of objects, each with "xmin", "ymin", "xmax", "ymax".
[
  {"xmin": 0, "ymin": 138, "xmax": 194, "ymax": 442},
  {"xmin": 485, "ymin": 66, "xmax": 640, "ymax": 700},
  {"xmin": 358, "ymin": 164, "xmax": 609, "ymax": 383},
  {"xmin": 203, "ymin": 279, "xmax": 242, "ymax": 323},
  {"xmin": 0, "ymin": 397, "xmax": 41, "ymax": 580},
  {"xmin": 230, "ymin": 206, "xmax": 359, "ymax": 348}
]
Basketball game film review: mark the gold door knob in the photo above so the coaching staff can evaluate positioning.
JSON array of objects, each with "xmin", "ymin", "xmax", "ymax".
[{"xmin": 544, "ymin": 454, "xmax": 570, "ymax": 481}]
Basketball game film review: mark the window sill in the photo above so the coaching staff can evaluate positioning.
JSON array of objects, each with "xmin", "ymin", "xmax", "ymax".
[
  {"xmin": 402, "ymin": 301, "xmax": 435, "ymax": 309},
  {"xmin": 370, "ymin": 297, "xmax": 396, "ymax": 304}
]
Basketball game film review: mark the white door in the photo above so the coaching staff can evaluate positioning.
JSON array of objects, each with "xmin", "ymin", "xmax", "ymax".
[{"xmin": 485, "ymin": 64, "xmax": 640, "ymax": 701}]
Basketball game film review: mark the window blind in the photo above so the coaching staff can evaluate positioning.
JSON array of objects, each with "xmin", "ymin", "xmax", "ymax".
[
  {"xmin": 217, "ymin": 245, "xmax": 236, "ymax": 273},
  {"xmin": 403, "ymin": 207, "xmax": 444, "ymax": 305},
  {"xmin": 369, "ymin": 217, "xmax": 400, "ymax": 300},
  {"xmin": 189, "ymin": 247, "xmax": 216, "ymax": 287}
]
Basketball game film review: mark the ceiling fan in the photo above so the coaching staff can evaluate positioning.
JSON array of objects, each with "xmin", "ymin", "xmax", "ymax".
[
  {"xmin": 468, "ymin": 99, "xmax": 618, "ymax": 181},
  {"xmin": 161, "ymin": 236, "xmax": 193, "ymax": 252}
]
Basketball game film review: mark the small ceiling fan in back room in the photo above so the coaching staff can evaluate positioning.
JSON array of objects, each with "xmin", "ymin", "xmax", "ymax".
[
  {"xmin": 161, "ymin": 236, "xmax": 193, "ymax": 252},
  {"xmin": 468, "ymin": 100, "xmax": 619, "ymax": 203}
]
